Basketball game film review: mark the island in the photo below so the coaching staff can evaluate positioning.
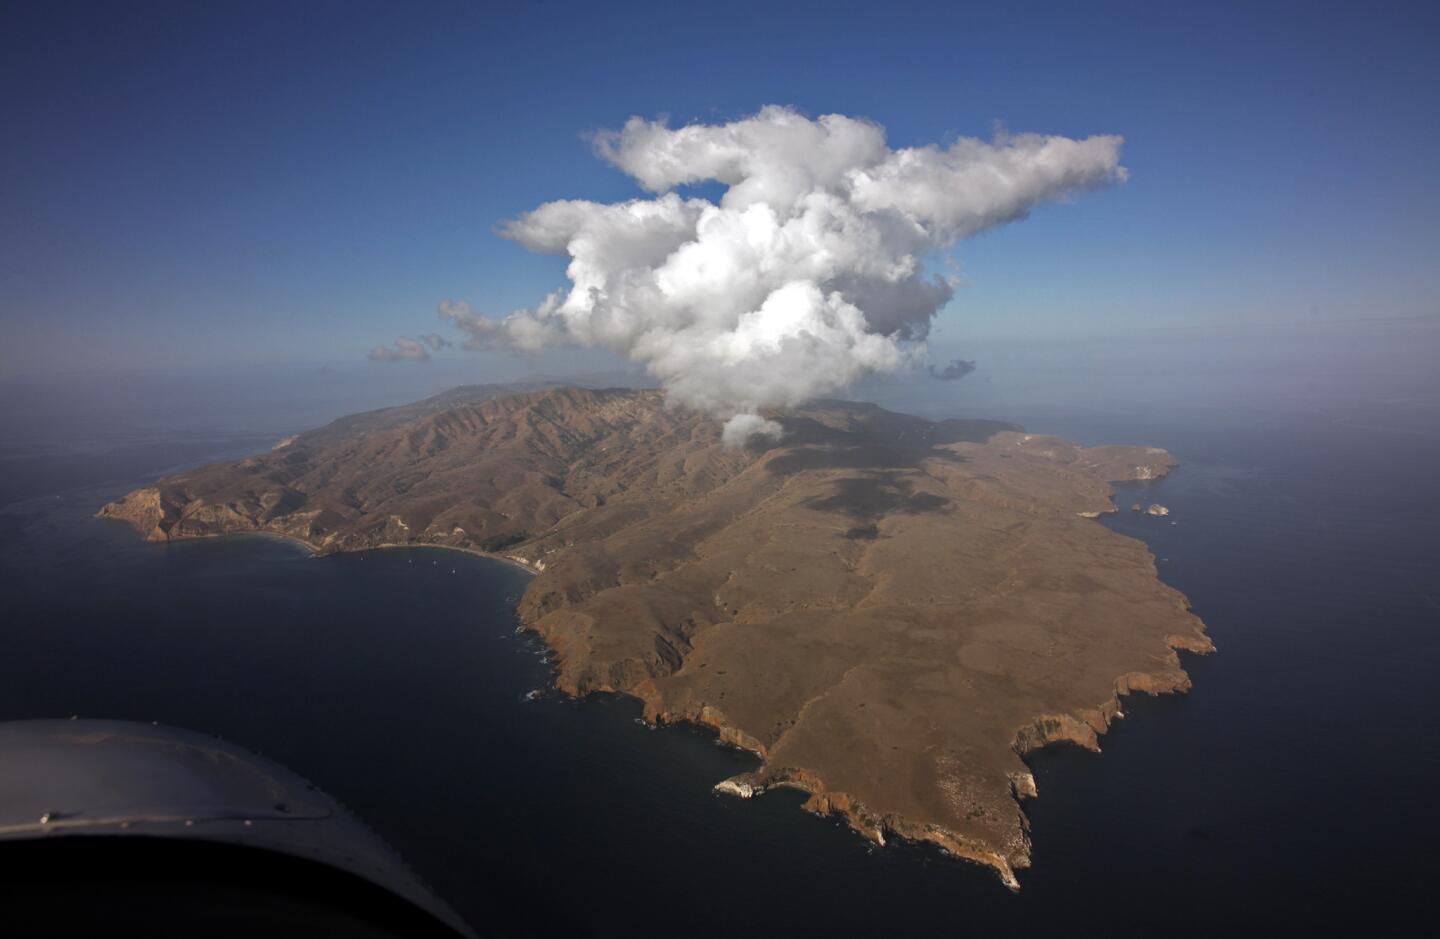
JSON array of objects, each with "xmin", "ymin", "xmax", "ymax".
[{"xmin": 99, "ymin": 384, "xmax": 1212, "ymax": 887}]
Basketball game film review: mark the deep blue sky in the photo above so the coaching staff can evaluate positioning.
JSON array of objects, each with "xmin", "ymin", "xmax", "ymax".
[{"xmin": 2, "ymin": 0, "xmax": 1436, "ymax": 376}]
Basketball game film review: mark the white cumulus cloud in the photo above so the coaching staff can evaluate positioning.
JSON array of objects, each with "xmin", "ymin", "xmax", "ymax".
[
  {"xmin": 439, "ymin": 106, "xmax": 1126, "ymax": 442},
  {"xmin": 720, "ymin": 413, "xmax": 786, "ymax": 448}
]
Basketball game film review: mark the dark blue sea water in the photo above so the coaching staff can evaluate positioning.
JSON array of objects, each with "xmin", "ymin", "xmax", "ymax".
[{"xmin": 2, "ymin": 330, "xmax": 1437, "ymax": 934}]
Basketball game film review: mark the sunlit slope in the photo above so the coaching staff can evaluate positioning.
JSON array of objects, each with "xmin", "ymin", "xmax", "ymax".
[{"xmin": 101, "ymin": 385, "xmax": 1210, "ymax": 886}]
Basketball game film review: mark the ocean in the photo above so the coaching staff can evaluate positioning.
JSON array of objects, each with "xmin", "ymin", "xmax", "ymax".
[{"xmin": 2, "ymin": 327, "xmax": 1436, "ymax": 934}]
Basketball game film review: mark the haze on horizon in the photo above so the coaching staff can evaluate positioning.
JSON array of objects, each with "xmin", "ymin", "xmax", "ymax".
[{"xmin": 2, "ymin": 0, "xmax": 1437, "ymax": 395}]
